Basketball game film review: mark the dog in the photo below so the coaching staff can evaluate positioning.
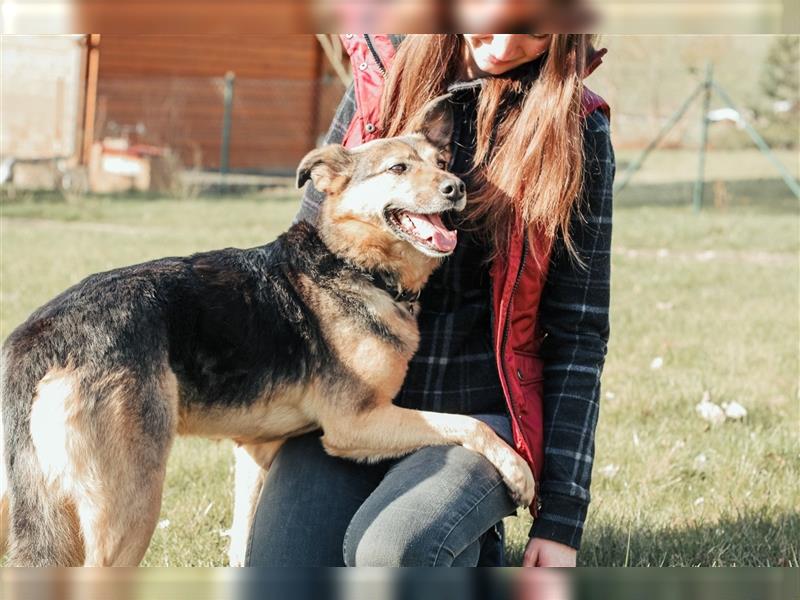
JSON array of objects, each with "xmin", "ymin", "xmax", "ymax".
[{"xmin": 0, "ymin": 97, "xmax": 535, "ymax": 566}]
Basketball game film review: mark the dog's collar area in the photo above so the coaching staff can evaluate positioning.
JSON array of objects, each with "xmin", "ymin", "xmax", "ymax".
[{"xmin": 363, "ymin": 269, "xmax": 421, "ymax": 309}]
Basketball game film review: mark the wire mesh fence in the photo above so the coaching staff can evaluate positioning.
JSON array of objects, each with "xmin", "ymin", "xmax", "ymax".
[{"xmin": 94, "ymin": 74, "xmax": 346, "ymax": 174}]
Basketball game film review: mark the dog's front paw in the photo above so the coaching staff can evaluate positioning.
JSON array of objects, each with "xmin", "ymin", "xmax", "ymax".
[
  {"xmin": 500, "ymin": 452, "xmax": 536, "ymax": 508},
  {"xmin": 464, "ymin": 422, "xmax": 536, "ymax": 508}
]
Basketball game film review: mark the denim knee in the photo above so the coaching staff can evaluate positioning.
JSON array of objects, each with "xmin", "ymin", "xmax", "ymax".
[
  {"xmin": 345, "ymin": 516, "xmax": 508, "ymax": 567},
  {"xmin": 343, "ymin": 516, "xmax": 439, "ymax": 567},
  {"xmin": 342, "ymin": 445, "xmax": 515, "ymax": 567}
]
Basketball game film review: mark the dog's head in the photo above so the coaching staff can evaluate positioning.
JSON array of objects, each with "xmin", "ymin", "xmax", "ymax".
[{"xmin": 297, "ymin": 96, "xmax": 466, "ymax": 290}]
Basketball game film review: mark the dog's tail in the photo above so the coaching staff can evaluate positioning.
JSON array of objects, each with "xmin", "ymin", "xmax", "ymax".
[{"xmin": 1, "ymin": 341, "xmax": 83, "ymax": 566}]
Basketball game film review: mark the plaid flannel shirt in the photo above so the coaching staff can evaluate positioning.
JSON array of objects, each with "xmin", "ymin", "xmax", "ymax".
[{"xmin": 295, "ymin": 78, "xmax": 614, "ymax": 551}]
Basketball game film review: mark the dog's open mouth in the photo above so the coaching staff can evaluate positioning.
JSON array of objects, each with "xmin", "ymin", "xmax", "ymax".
[{"xmin": 384, "ymin": 208, "xmax": 458, "ymax": 256}]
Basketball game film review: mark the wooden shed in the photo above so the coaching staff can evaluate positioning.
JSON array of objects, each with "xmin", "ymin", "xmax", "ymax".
[{"xmin": 85, "ymin": 35, "xmax": 346, "ymax": 174}]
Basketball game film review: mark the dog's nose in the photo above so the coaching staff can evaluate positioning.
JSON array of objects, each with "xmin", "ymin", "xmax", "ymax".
[{"xmin": 440, "ymin": 179, "xmax": 466, "ymax": 203}]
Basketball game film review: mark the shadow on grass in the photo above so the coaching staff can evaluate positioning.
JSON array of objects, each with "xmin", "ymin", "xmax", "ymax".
[
  {"xmin": 506, "ymin": 510, "xmax": 799, "ymax": 566},
  {"xmin": 616, "ymin": 177, "xmax": 799, "ymax": 213}
]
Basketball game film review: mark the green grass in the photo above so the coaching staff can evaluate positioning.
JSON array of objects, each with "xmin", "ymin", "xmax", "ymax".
[{"xmin": 1, "ymin": 175, "xmax": 798, "ymax": 566}]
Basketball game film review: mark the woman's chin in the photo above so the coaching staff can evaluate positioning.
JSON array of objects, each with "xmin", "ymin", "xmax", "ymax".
[{"xmin": 476, "ymin": 60, "xmax": 520, "ymax": 76}]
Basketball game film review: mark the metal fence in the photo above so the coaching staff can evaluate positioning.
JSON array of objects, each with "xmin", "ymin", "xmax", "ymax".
[{"xmin": 94, "ymin": 74, "xmax": 346, "ymax": 175}]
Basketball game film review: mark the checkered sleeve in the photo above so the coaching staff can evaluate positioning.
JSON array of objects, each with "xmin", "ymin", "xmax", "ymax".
[
  {"xmin": 293, "ymin": 82, "xmax": 357, "ymax": 226},
  {"xmin": 529, "ymin": 109, "xmax": 615, "ymax": 550}
]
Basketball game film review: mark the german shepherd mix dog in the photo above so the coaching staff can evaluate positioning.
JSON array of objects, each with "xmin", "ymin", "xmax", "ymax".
[{"xmin": 0, "ymin": 98, "xmax": 534, "ymax": 566}]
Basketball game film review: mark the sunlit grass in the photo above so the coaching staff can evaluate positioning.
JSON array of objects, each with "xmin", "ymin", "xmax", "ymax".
[{"xmin": 1, "ymin": 182, "xmax": 797, "ymax": 566}]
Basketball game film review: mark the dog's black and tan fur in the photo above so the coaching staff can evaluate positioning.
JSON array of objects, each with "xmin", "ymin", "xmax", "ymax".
[{"xmin": 0, "ymin": 98, "xmax": 534, "ymax": 566}]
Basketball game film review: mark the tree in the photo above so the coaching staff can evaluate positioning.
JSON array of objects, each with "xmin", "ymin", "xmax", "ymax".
[{"xmin": 758, "ymin": 36, "xmax": 800, "ymax": 149}]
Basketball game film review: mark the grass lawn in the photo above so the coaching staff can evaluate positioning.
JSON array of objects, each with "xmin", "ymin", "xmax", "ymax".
[{"xmin": 1, "ymin": 172, "xmax": 798, "ymax": 566}]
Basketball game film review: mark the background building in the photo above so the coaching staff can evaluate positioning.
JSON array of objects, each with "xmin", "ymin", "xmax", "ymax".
[{"xmin": 2, "ymin": 34, "xmax": 346, "ymax": 179}]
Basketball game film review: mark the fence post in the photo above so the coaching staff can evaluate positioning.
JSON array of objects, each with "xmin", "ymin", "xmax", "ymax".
[
  {"xmin": 220, "ymin": 71, "xmax": 235, "ymax": 188},
  {"xmin": 614, "ymin": 80, "xmax": 706, "ymax": 194},
  {"xmin": 693, "ymin": 62, "xmax": 713, "ymax": 212},
  {"xmin": 80, "ymin": 34, "xmax": 101, "ymax": 166}
]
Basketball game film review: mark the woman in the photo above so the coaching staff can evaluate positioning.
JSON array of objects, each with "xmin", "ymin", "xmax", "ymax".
[{"xmin": 246, "ymin": 33, "xmax": 614, "ymax": 567}]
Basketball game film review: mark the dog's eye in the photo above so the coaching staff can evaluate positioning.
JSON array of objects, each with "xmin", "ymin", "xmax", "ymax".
[
  {"xmin": 389, "ymin": 164, "xmax": 407, "ymax": 174},
  {"xmin": 436, "ymin": 159, "xmax": 448, "ymax": 169}
]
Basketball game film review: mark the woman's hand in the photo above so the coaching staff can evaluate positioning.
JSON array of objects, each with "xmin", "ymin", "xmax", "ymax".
[{"xmin": 522, "ymin": 537, "xmax": 577, "ymax": 567}]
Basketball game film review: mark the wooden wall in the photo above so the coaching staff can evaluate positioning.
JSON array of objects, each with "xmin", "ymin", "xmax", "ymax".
[
  {"xmin": 94, "ymin": 35, "xmax": 345, "ymax": 172},
  {"xmin": 1, "ymin": 36, "xmax": 84, "ymax": 161}
]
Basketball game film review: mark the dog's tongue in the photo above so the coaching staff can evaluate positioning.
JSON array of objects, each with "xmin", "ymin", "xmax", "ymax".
[{"xmin": 406, "ymin": 212, "xmax": 457, "ymax": 253}]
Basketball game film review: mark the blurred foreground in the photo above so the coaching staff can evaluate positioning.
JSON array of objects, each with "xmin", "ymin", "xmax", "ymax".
[{"xmin": 1, "ymin": 567, "xmax": 798, "ymax": 599}]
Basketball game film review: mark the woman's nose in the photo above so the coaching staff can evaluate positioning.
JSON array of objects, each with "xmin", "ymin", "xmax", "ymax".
[{"xmin": 489, "ymin": 35, "xmax": 518, "ymax": 61}]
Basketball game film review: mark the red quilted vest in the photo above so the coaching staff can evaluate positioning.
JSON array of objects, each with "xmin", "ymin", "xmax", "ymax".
[{"xmin": 339, "ymin": 35, "xmax": 610, "ymax": 513}]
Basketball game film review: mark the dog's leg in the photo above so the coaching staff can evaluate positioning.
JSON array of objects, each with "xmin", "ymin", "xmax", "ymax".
[
  {"xmin": 228, "ymin": 445, "xmax": 264, "ymax": 567},
  {"xmin": 7, "ymin": 369, "xmax": 86, "ymax": 565},
  {"xmin": 75, "ymin": 369, "xmax": 178, "ymax": 566},
  {"xmin": 76, "ymin": 421, "xmax": 172, "ymax": 566},
  {"xmin": 77, "ymin": 463, "xmax": 168, "ymax": 566},
  {"xmin": 228, "ymin": 441, "xmax": 285, "ymax": 567},
  {"xmin": 319, "ymin": 405, "xmax": 535, "ymax": 507}
]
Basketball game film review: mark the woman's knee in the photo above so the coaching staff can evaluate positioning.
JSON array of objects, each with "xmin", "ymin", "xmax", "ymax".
[
  {"xmin": 342, "ymin": 445, "xmax": 512, "ymax": 567},
  {"xmin": 344, "ymin": 512, "xmax": 491, "ymax": 567},
  {"xmin": 343, "ymin": 514, "xmax": 440, "ymax": 566}
]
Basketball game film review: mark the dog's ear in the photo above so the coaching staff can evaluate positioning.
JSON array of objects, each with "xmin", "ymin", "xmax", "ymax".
[
  {"xmin": 407, "ymin": 93, "xmax": 454, "ymax": 149},
  {"xmin": 296, "ymin": 145, "xmax": 353, "ymax": 194}
]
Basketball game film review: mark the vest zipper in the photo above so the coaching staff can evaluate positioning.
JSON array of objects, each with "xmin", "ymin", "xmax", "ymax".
[
  {"xmin": 500, "ymin": 234, "xmax": 528, "ymax": 424},
  {"xmin": 501, "ymin": 234, "xmax": 542, "ymax": 514},
  {"xmin": 364, "ymin": 34, "xmax": 387, "ymax": 77}
]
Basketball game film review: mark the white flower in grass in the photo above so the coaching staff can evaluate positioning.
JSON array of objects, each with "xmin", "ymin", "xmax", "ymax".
[
  {"xmin": 722, "ymin": 401, "xmax": 748, "ymax": 420},
  {"xmin": 696, "ymin": 250, "xmax": 716, "ymax": 261},
  {"xmin": 693, "ymin": 497, "xmax": 705, "ymax": 506},
  {"xmin": 693, "ymin": 453, "xmax": 708, "ymax": 470},
  {"xmin": 657, "ymin": 248, "xmax": 670, "ymax": 258},
  {"xmin": 650, "ymin": 356, "xmax": 664, "ymax": 370},
  {"xmin": 604, "ymin": 391, "xmax": 616, "ymax": 401},
  {"xmin": 157, "ymin": 519, "xmax": 170, "ymax": 529},
  {"xmin": 632, "ymin": 431, "xmax": 641, "ymax": 448},
  {"xmin": 599, "ymin": 464, "xmax": 620, "ymax": 478},
  {"xmin": 656, "ymin": 301, "xmax": 674, "ymax": 311},
  {"xmin": 696, "ymin": 391, "xmax": 725, "ymax": 426}
]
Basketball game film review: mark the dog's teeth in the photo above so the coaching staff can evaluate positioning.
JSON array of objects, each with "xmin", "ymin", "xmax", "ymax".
[{"xmin": 402, "ymin": 215, "xmax": 415, "ymax": 230}]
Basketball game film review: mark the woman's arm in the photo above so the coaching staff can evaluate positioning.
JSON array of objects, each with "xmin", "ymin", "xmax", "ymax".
[
  {"xmin": 293, "ymin": 82, "xmax": 357, "ymax": 226},
  {"xmin": 528, "ymin": 108, "xmax": 615, "ymax": 552}
]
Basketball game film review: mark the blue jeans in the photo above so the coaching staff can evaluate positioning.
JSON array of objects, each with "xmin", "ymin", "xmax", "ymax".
[{"xmin": 245, "ymin": 416, "xmax": 516, "ymax": 567}]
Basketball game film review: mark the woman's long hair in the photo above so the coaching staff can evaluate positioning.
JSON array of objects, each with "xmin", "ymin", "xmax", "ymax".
[{"xmin": 380, "ymin": 34, "xmax": 595, "ymax": 260}]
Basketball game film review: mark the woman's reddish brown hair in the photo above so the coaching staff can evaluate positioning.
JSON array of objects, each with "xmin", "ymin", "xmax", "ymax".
[{"xmin": 380, "ymin": 34, "xmax": 596, "ymax": 261}]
